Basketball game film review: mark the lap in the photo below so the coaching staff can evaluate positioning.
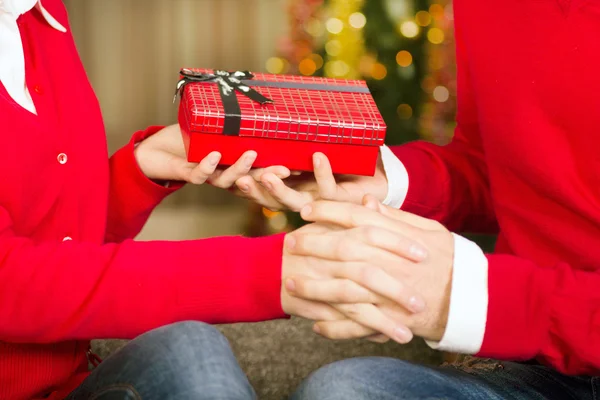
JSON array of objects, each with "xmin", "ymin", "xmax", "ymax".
[
  {"xmin": 291, "ymin": 356, "xmax": 595, "ymax": 400},
  {"xmin": 65, "ymin": 321, "xmax": 255, "ymax": 400}
]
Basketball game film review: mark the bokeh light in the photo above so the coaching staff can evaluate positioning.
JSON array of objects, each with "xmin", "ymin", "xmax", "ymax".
[
  {"xmin": 399, "ymin": 21, "xmax": 419, "ymax": 38},
  {"xmin": 397, "ymin": 104, "xmax": 413, "ymax": 119},
  {"xmin": 326, "ymin": 17, "xmax": 344, "ymax": 34},
  {"xmin": 429, "ymin": 4, "xmax": 445, "ymax": 20},
  {"xmin": 299, "ymin": 58, "xmax": 317, "ymax": 75},
  {"xmin": 427, "ymin": 28, "xmax": 445, "ymax": 44},
  {"xmin": 371, "ymin": 63, "xmax": 388, "ymax": 80},
  {"xmin": 433, "ymin": 86, "xmax": 450, "ymax": 102},
  {"xmin": 310, "ymin": 53, "xmax": 324, "ymax": 69},
  {"xmin": 415, "ymin": 11, "xmax": 431, "ymax": 26},
  {"xmin": 396, "ymin": 50, "xmax": 413, "ymax": 67},
  {"xmin": 349, "ymin": 12, "xmax": 367, "ymax": 29},
  {"xmin": 304, "ymin": 18, "xmax": 324, "ymax": 37},
  {"xmin": 325, "ymin": 60, "xmax": 350, "ymax": 77},
  {"xmin": 325, "ymin": 39, "xmax": 342, "ymax": 56},
  {"xmin": 265, "ymin": 57, "xmax": 285, "ymax": 74}
]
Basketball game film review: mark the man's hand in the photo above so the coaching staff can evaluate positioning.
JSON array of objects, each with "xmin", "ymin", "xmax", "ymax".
[
  {"xmin": 134, "ymin": 124, "xmax": 290, "ymax": 188},
  {"xmin": 233, "ymin": 152, "xmax": 390, "ymax": 211},
  {"xmin": 285, "ymin": 196, "xmax": 454, "ymax": 343},
  {"xmin": 281, "ymin": 218, "xmax": 432, "ymax": 344}
]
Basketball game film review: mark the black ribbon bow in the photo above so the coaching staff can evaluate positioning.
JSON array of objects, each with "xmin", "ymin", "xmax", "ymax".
[{"xmin": 174, "ymin": 69, "xmax": 273, "ymax": 136}]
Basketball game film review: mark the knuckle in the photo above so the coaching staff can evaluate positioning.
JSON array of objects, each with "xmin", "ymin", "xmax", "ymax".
[
  {"xmin": 211, "ymin": 180, "xmax": 226, "ymax": 189},
  {"xmin": 191, "ymin": 175, "xmax": 208, "ymax": 185},
  {"xmin": 336, "ymin": 239, "xmax": 356, "ymax": 261},
  {"xmin": 342, "ymin": 303, "xmax": 361, "ymax": 318},
  {"xmin": 357, "ymin": 264, "xmax": 377, "ymax": 285},
  {"xmin": 318, "ymin": 325, "xmax": 338, "ymax": 340},
  {"xmin": 348, "ymin": 209, "xmax": 361, "ymax": 227},
  {"xmin": 339, "ymin": 280, "xmax": 357, "ymax": 302},
  {"xmin": 360, "ymin": 226, "xmax": 377, "ymax": 243}
]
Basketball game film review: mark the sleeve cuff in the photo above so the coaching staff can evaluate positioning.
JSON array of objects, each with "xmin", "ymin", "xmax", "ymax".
[
  {"xmin": 380, "ymin": 145, "xmax": 409, "ymax": 209},
  {"xmin": 426, "ymin": 233, "xmax": 488, "ymax": 354},
  {"xmin": 114, "ymin": 126, "xmax": 185, "ymax": 199}
]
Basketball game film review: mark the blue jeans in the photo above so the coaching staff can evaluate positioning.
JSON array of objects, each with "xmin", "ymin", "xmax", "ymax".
[
  {"xmin": 65, "ymin": 321, "xmax": 256, "ymax": 400},
  {"xmin": 65, "ymin": 322, "xmax": 598, "ymax": 400},
  {"xmin": 292, "ymin": 357, "xmax": 599, "ymax": 400}
]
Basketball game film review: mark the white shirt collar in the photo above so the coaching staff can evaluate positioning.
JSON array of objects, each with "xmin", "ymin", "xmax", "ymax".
[
  {"xmin": 0, "ymin": 0, "xmax": 66, "ymax": 114},
  {"xmin": 0, "ymin": 0, "xmax": 66, "ymax": 31}
]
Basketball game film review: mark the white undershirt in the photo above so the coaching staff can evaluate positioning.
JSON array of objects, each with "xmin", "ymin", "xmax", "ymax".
[{"xmin": 0, "ymin": 0, "xmax": 65, "ymax": 114}]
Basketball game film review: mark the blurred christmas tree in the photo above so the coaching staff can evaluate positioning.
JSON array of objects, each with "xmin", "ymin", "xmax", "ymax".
[{"xmin": 245, "ymin": 0, "xmax": 463, "ymax": 236}]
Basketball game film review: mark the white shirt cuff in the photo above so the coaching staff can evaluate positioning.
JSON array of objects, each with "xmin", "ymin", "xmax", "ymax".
[
  {"xmin": 426, "ymin": 233, "xmax": 489, "ymax": 354},
  {"xmin": 379, "ymin": 145, "xmax": 409, "ymax": 209}
]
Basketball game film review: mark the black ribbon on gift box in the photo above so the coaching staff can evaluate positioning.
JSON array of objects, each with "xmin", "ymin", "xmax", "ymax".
[{"xmin": 174, "ymin": 69, "xmax": 371, "ymax": 136}]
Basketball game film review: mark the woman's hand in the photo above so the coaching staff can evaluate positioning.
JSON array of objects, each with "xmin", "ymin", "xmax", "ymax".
[
  {"xmin": 285, "ymin": 196, "xmax": 454, "ymax": 344},
  {"xmin": 233, "ymin": 152, "xmax": 390, "ymax": 211},
  {"xmin": 134, "ymin": 124, "xmax": 290, "ymax": 188},
  {"xmin": 281, "ymin": 217, "xmax": 431, "ymax": 344}
]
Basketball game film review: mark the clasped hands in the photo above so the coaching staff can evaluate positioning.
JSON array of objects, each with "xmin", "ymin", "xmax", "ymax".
[
  {"xmin": 281, "ymin": 196, "xmax": 455, "ymax": 345},
  {"xmin": 135, "ymin": 124, "xmax": 455, "ymax": 344}
]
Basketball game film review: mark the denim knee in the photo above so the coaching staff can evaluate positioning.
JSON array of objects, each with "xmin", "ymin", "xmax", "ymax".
[
  {"xmin": 72, "ymin": 321, "xmax": 256, "ymax": 400},
  {"xmin": 133, "ymin": 321, "xmax": 254, "ymax": 398},
  {"xmin": 137, "ymin": 320, "xmax": 232, "ymax": 361},
  {"xmin": 292, "ymin": 357, "xmax": 453, "ymax": 400}
]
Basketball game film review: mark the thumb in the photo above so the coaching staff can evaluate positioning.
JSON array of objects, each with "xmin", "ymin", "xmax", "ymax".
[
  {"xmin": 313, "ymin": 153, "xmax": 339, "ymax": 199},
  {"xmin": 362, "ymin": 194, "xmax": 384, "ymax": 212},
  {"xmin": 362, "ymin": 194, "xmax": 439, "ymax": 230}
]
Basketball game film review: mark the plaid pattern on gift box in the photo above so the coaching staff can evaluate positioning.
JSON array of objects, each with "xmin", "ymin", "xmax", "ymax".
[{"xmin": 176, "ymin": 68, "xmax": 387, "ymax": 176}]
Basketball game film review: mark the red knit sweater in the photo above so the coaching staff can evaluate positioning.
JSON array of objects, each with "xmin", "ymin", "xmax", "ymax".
[
  {"xmin": 0, "ymin": 2, "xmax": 285, "ymax": 399},
  {"xmin": 392, "ymin": 0, "xmax": 600, "ymax": 376}
]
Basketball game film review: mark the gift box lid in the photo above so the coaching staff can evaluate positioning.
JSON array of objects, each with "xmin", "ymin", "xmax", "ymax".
[{"xmin": 177, "ymin": 68, "xmax": 386, "ymax": 147}]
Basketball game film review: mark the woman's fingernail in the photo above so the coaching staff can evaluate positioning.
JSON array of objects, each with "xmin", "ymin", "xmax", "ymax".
[
  {"xmin": 246, "ymin": 153, "xmax": 257, "ymax": 167},
  {"xmin": 394, "ymin": 326, "xmax": 412, "ymax": 343},
  {"xmin": 313, "ymin": 324, "xmax": 321, "ymax": 334},
  {"xmin": 409, "ymin": 296, "xmax": 426, "ymax": 313},
  {"xmin": 285, "ymin": 235, "xmax": 296, "ymax": 250},
  {"xmin": 210, "ymin": 153, "xmax": 221, "ymax": 166},
  {"xmin": 264, "ymin": 181, "xmax": 273, "ymax": 191},
  {"xmin": 313, "ymin": 154, "xmax": 321, "ymax": 168},
  {"xmin": 286, "ymin": 278, "xmax": 296, "ymax": 292},
  {"xmin": 409, "ymin": 244, "xmax": 428, "ymax": 260},
  {"xmin": 301, "ymin": 205, "xmax": 312, "ymax": 217},
  {"xmin": 240, "ymin": 184, "xmax": 249, "ymax": 192}
]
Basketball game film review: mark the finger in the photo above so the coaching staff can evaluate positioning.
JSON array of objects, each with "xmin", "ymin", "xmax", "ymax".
[
  {"xmin": 290, "ymin": 298, "xmax": 347, "ymax": 322},
  {"xmin": 211, "ymin": 151, "xmax": 257, "ymax": 188},
  {"xmin": 235, "ymin": 176, "xmax": 284, "ymax": 210},
  {"xmin": 248, "ymin": 166, "xmax": 291, "ymax": 181},
  {"xmin": 362, "ymin": 194, "xmax": 441, "ymax": 230},
  {"xmin": 286, "ymin": 234, "xmax": 396, "ymax": 264},
  {"xmin": 312, "ymin": 320, "xmax": 378, "ymax": 341},
  {"xmin": 366, "ymin": 334, "xmax": 391, "ymax": 343},
  {"xmin": 312, "ymin": 153, "xmax": 338, "ymax": 199},
  {"xmin": 345, "ymin": 225, "xmax": 427, "ymax": 261},
  {"xmin": 287, "ymin": 277, "xmax": 380, "ymax": 304},
  {"xmin": 335, "ymin": 303, "xmax": 413, "ymax": 344},
  {"xmin": 186, "ymin": 151, "xmax": 221, "ymax": 184},
  {"xmin": 286, "ymin": 264, "xmax": 425, "ymax": 313},
  {"xmin": 287, "ymin": 227, "xmax": 426, "ymax": 264},
  {"xmin": 261, "ymin": 172, "xmax": 314, "ymax": 212},
  {"xmin": 301, "ymin": 201, "xmax": 422, "ymax": 240}
]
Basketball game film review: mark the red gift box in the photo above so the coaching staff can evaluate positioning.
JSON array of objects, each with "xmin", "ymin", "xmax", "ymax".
[{"xmin": 176, "ymin": 68, "xmax": 386, "ymax": 176}]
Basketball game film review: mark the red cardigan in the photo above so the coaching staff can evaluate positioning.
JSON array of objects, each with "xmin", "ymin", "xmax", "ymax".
[
  {"xmin": 392, "ymin": 0, "xmax": 600, "ymax": 376},
  {"xmin": 0, "ymin": 2, "xmax": 285, "ymax": 399}
]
